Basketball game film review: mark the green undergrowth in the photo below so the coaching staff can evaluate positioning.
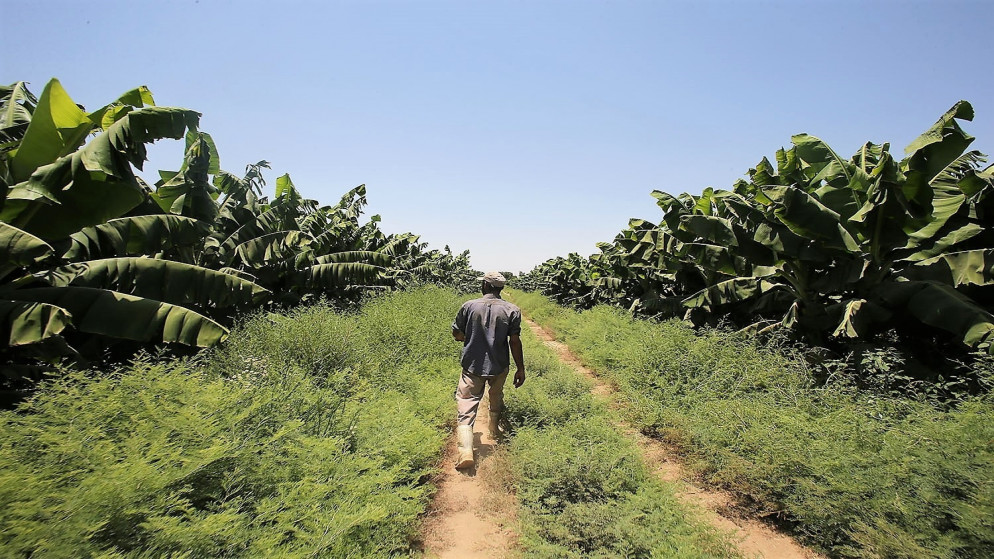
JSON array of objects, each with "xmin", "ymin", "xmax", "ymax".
[
  {"xmin": 0, "ymin": 287, "xmax": 464, "ymax": 558},
  {"xmin": 499, "ymin": 309, "xmax": 739, "ymax": 558},
  {"xmin": 508, "ymin": 289, "xmax": 994, "ymax": 559}
]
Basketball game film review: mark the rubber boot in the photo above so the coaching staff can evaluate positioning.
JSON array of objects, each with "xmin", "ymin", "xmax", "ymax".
[
  {"xmin": 455, "ymin": 425, "xmax": 475, "ymax": 469},
  {"xmin": 488, "ymin": 410, "xmax": 503, "ymax": 441}
]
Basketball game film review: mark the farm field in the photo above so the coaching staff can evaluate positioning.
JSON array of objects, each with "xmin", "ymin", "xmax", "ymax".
[
  {"xmin": 3, "ymin": 51, "xmax": 994, "ymax": 558},
  {"xmin": 6, "ymin": 285, "xmax": 989, "ymax": 557}
]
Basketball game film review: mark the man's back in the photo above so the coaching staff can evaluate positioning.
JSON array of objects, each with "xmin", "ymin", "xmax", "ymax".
[
  {"xmin": 450, "ymin": 272, "xmax": 526, "ymax": 469},
  {"xmin": 452, "ymin": 294, "xmax": 522, "ymax": 377}
]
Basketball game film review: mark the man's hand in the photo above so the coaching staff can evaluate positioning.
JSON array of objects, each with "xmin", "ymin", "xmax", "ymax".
[
  {"xmin": 453, "ymin": 329, "xmax": 465, "ymax": 342},
  {"xmin": 509, "ymin": 334, "xmax": 524, "ymax": 387}
]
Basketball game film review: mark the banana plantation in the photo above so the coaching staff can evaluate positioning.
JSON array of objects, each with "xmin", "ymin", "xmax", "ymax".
[
  {"xmin": 1, "ymin": 78, "xmax": 992, "ymax": 558},
  {"xmin": 0, "ymin": 79, "xmax": 478, "ymax": 381},
  {"xmin": 517, "ymin": 101, "xmax": 994, "ymax": 394}
]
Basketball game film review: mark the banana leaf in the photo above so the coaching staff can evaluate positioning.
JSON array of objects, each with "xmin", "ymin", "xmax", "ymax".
[
  {"xmin": 42, "ymin": 257, "xmax": 270, "ymax": 309},
  {"xmin": 85, "ymin": 86, "xmax": 155, "ymax": 130},
  {"xmin": 828, "ymin": 298, "xmax": 892, "ymax": 339},
  {"xmin": 792, "ymin": 133, "xmax": 853, "ymax": 188},
  {"xmin": 314, "ymin": 251, "xmax": 393, "ymax": 266},
  {"xmin": 226, "ymin": 230, "xmax": 312, "ymax": 267},
  {"xmin": 899, "ymin": 249, "xmax": 994, "ymax": 288},
  {"xmin": 7, "ymin": 79, "xmax": 92, "ymax": 183},
  {"xmin": 681, "ymin": 243, "xmax": 741, "ymax": 276},
  {"xmin": 680, "ymin": 215, "xmax": 738, "ymax": 247},
  {"xmin": 0, "ymin": 222, "xmax": 53, "ymax": 267},
  {"xmin": 877, "ymin": 279, "xmax": 994, "ymax": 351},
  {"xmin": 763, "ymin": 185, "xmax": 859, "ymax": 251},
  {"xmin": 299, "ymin": 262, "xmax": 386, "ymax": 290},
  {"xmin": 2, "ymin": 107, "xmax": 200, "ymax": 239},
  {"xmin": 752, "ymin": 221, "xmax": 826, "ymax": 262},
  {"xmin": 903, "ymin": 101, "xmax": 975, "ymax": 190},
  {"xmin": 63, "ymin": 215, "xmax": 210, "ymax": 261},
  {"xmin": 151, "ymin": 134, "xmax": 219, "ymax": 222},
  {"xmin": 218, "ymin": 206, "xmax": 291, "ymax": 257},
  {"xmin": 682, "ymin": 276, "xmax": 776, "ymax": 311},
  {"xmin": 0, "ymin": 81, "xmax": 38, "ymax": 152},
  {"xmin": 5, "ymin": 286, "xmax": 228, "ymax": 346},
  {"xmin": 0, "ymin": 300, "xmax": 71, "ymax": 346}
]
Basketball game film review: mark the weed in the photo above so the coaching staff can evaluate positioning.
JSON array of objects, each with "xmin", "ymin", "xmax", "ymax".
[
  {"xmin": 0, "ymin": 287, "xmax": 466, "ymax": 557},
  {"xmin": 510, "ymin": 289, "xmax": 994, "ymax": 558},
  {"xmin": 502, "ymin": 313, "xmax": 740, "ymax": 558}
]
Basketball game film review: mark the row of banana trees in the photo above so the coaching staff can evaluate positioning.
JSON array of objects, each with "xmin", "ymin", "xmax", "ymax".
[
  {"xmin": 518, "ymin": 101, "xmax": 994, "ymax": 365},
  {"xmin": 0, "ymin": 79, "xmax": 478, "ymax": 380}
]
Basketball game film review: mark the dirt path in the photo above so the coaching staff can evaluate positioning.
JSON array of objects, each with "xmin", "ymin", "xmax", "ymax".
[
  {"xmin": 525, "ymin": 318, "xmax": 824, "ymax": 559},
  {"xmin": 420, "ymin": 397, "xmax": 518, "ymax": 558}
]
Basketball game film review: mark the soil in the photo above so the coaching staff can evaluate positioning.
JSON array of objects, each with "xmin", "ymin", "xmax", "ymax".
[
  {"xmin": 420, "ymin": 395, "xmax": 519, "ymax": 558},
  {"xmin": 525, "ymin": 318, "xmax": 826, "ymax": 559}
]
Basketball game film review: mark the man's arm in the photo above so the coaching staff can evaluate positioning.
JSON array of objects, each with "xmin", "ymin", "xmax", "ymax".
[
  {"xmin": 452, "ymin": 305, "xmax": 467, "ymax": 341},
  {"xmin": 509, "ymin": 334, "xmax": 525, "ymax": 387}
]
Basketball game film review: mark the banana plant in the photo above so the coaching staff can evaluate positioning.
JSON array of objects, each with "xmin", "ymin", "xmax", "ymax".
[
  {"xmin": 523, "ymin": 101, "xmax": 994, "ymax": 354},
  {"xmin": 726, "ymin": 101, "xmax": 994, "ymax": 349},
  {"xmin": 0, "ymin": 80, "xmax": 267, "ymax": 373},
  {"xmin": 2, "ymin": 78, "xmax": 480, "ymax": 378}
]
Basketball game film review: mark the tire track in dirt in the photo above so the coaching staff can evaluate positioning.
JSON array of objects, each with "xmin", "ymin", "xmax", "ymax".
[
  {"xmin": 420, "ymin": 397, "xmax": 519, "ymax": 558},
  {"xmin": 525, "ymin": 318, "xmax": 824, "ymax": 559}
]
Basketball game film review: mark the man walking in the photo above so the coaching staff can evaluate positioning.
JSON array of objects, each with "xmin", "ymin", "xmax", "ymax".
[{"xmin": 451, "ymin": 272, "xmax": 525, "ymax": 469}]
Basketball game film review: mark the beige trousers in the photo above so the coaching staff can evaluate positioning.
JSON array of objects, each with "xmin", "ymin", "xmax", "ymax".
[{"xmin": 455, "ymin": 368, "xmax": 508, "ymax": 426}]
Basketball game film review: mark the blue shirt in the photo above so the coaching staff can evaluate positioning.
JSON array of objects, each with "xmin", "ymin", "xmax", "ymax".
[{"xmin": 452, "ymin": 294, "xmax": 522, "ymax": 377}]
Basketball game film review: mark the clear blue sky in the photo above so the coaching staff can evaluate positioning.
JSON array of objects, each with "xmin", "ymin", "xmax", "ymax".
[{"xmin": 5, "ymin": 0, "xmax": 993, "ymax": 273}]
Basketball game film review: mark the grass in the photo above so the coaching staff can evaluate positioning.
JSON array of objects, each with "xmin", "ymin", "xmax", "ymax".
[
  {"xmin": 0, "ymin": 287, "xmax": 465, "ymax": 558},
  {"xmin": 497, "ymin": 306, "xmax": 740, "ymax": 558},
  {"xmin": 0, "ymin": 286, "xmax": 739, "ymax": 558},
  {"xmin": 16, "ymin": 283, "xmax": 980, "ymax": 558},
  {"xmin": 508, "ymin": 288, "xmax": 994, "ymax": 559}
]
